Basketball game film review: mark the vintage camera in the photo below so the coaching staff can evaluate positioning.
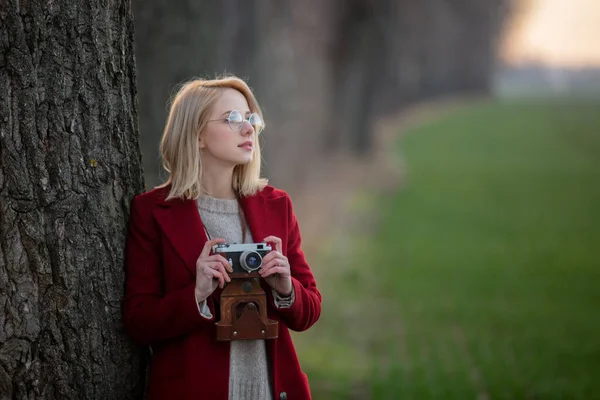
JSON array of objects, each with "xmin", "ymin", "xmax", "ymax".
[
  {"xmin": 211, "ymin": 242, "xmax": 278, "ymax": 341},
  {"xmin": 212, "ymin": 242, "xmax": 272, "ymax": 275}
]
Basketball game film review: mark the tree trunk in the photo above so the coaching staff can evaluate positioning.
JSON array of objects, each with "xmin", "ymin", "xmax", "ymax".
[
  {"xmin": 0, "ymin": 1, "xmax": 145, "ymax": 399},
  {"xmin": 328, "ymin": 0, "xmax": 390, "ymax": 157}
]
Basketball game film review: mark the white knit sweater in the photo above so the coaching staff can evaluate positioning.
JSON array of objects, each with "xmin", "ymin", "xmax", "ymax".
[{"xmin": 196, "ymin": 195, "xmax": 294, "ymax": 400}]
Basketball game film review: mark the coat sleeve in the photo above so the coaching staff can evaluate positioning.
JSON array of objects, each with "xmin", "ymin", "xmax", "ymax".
[
  {"xmin": 272, "ymin": 194, "xmax": 322, "ymax": 332},
  {"xmin": 122, "ymin": 195, "xmax": 214, "ymax": 345}
]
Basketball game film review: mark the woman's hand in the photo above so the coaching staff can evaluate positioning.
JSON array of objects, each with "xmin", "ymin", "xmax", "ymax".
[
  {"xmin": 195, "ymin": 238, "xmax": 233, "ymax": 302},
  {"xmin": 259, "ymin": 236, "xmax": 293, "ymax": 296}
]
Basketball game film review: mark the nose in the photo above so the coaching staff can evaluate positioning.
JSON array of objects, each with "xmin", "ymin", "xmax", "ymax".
[{"xmin": 241, "ymin": 120, "xmax": 254, "ymax": 136}]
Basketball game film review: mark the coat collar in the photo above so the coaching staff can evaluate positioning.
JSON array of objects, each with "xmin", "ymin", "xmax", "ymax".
[{"xmin": 152, "ymin": 187, "xmax": 275, "ymax": 277}]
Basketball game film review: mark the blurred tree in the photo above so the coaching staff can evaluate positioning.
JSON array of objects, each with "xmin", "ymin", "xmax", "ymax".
[
  {"xmin": 134, "ymin": 0, "xmax": 511, "ymax": 190},
  {"xmin": 327, "ymin": 0, "xmax": 392, "ymax": 156},
  {"xmin": 133, "ymin": 0, "xmax": 259, "ymax": 188},
  {"xmin": 253, "ymin": 0, "xmax": 334, "ymax": 188},
  {"xmin": 134, "ymin": 0, "xmax": 333, "ymax": 190},
  {"xmin": 0, "ymin": 1, "xmax": 144, "ymax": 398},
  {"xmin": 378, "ymin": 0, "xmax": 511, "ymax": 107}
]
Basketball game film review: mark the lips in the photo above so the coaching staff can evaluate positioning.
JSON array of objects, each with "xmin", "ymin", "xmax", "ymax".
[{"xmin": 238, "ymin": 141, "xmax": 253, "ymax": 150}]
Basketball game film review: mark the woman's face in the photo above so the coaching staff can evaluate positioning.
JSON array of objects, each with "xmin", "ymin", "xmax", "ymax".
[{"xmin": 200, "ymin": 88, "xmax": 257, "ymax": 168}]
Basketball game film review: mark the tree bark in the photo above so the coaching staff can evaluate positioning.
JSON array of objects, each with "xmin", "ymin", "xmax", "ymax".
[{"xmin": 0, "ymin": 1, "xmax": 145, "ymax": 398}]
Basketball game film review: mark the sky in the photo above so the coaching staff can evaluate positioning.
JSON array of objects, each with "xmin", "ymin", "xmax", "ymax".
[{"xmin": 502, "ymin": 0, "xmax": 600, "ymax": 67}]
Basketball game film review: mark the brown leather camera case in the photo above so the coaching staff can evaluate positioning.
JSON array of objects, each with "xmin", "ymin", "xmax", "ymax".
[{"xmin": 216, "ymin": 273, "xmax": 278, "ymax": 341}]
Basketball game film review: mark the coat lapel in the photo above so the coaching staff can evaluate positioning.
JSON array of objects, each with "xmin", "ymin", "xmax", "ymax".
[
  {"xmin": 150, "ymin": 188, "xmax": 286, "ymax": 280},
  {"xmin": 240, "ymin": 193, "xmax": 268, "ymax": 244},
  {"xmin": 241, "ymin": 192, "xmax": 273, "ymax": 296},
  {"xmin": 241, "ymin": 190, "xmax": 288, "ymax": 248},
  {"xmin": 153, "ymin": 196, "xmax": 207, "ymax": 277}
]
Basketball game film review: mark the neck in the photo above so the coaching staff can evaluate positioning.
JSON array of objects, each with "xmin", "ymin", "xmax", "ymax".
[{"xmin": 201, "ymin": 163, "xmax": 236, "ymax": 199}]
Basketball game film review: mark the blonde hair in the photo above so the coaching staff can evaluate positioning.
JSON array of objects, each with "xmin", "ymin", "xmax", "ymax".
[{"xmin": 157, "ymin": 76, "xmax": 268, "ymax": 201}]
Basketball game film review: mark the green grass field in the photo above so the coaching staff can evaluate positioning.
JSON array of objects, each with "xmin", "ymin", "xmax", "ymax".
[{"xmin": 296, "ymin": 99, "xmax": 600, "ymax": 399}]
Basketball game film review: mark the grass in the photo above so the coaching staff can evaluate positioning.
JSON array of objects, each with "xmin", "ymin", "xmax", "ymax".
[{"xmin": 294, "ymin": 99, "xmax": 600, "ymax": 399}]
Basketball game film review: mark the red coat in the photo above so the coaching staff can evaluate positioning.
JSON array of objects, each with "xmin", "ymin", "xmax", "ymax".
[{"xmin": 122, "ymin": 185, "xmax": 322, "ymax": 400}]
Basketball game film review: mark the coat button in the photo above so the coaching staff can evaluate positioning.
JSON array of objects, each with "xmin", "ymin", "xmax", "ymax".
[{"xmin": 279, "ymin": 392, "xmax": 288, "ymax": 400}]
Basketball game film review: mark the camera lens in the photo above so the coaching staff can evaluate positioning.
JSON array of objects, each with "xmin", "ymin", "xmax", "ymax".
[{"xmin": 240, "ymin": 250, "xmax": 262, "ymax": 272}]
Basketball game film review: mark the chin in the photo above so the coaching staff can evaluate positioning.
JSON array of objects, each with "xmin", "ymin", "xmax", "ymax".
[{"xmin": 234, "ymin": 156, "xmax": 253, "ymax": 166}]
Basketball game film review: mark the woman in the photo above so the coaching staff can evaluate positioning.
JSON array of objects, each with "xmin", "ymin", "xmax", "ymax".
[{"xmin": 123, "ymin": 76, "xmax": 322, "ymax": 400}]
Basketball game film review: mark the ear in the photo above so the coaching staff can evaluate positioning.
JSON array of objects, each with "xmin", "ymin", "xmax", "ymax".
[{"xmin": 198, "ymin": 135, "xmax": 206, "ymax": 149}]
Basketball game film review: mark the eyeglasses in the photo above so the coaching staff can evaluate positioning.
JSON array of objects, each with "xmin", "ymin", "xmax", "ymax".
[{"xmin": 207, "ymin": 110, "xmax": 265, "ymax": 134}]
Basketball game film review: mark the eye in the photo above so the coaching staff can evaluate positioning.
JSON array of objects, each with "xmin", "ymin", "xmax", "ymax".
[
  {"xmin": 248, "ymin": 113, "xmax": 262, "ymax": 126},
  {"xmin": 228, "ymin": 110, "xmax": 243, "ymax": 123}
]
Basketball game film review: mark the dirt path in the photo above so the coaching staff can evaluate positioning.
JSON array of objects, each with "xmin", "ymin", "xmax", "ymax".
[
  {"xmin": 291, "ymin": 96, "xmax": 475, "ymax": 260},
  {"xmin": 289, "ymin": 96, "xmax": 483, "ymax": 395}
]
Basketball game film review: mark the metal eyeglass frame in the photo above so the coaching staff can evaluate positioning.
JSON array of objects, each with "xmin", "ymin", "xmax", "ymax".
[{"xmin": 207, "ymin": 110, "xmax": 264, "ymax": 134}]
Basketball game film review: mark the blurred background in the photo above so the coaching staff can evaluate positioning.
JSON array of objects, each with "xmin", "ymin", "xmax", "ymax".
[{"xmin": 133, "ymin": 0, "xmax": 600, "ymax": 398}]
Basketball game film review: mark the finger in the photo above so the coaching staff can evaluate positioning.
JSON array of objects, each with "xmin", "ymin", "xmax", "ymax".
[
  {"xmin": 206, "ymin": 254, "xmax": 233, "ymax": 273},
  {"xmin": 260, "ymin": 254, "xmax": 288, "ymax": 269},
  {"xmin": 263, "ymin": 251, "xmax": 288, "ymax": 266},
  {"xmin": 207, "ymin": 262, "xmax": 231, "ymax": 283},
  {"xmin": 260, "ymin": 266, "xmax": 289, "ymax": 279},
  {"xmin": 263, "ymin": 236, "xmax": 283, "ymax": 253},
  {"xmin": 206, "ymin": 268, "xmax": 226, "ymax": 289},
  {"xmin": 201, "ymin": 269, "xmax": 219, "ymax": 292},
  {"xmin": 260, "ymin": 258, "xmax": 282, "ymax": 271},
  {"xmin": 259, "ymin": 259, "xmax": 290, "ymax": 276},
  {"xmin": 200, "ymin": 238, "xmax": 227, "ymax": 258},
  {"xmin": 261, "ymin": 250, "xmax": 282, "ymax": 263}
]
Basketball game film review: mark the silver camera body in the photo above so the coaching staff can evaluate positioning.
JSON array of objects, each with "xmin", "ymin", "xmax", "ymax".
[{"xmin": 212, "ymin": 242, "xmax": 272, "ymax": 274}]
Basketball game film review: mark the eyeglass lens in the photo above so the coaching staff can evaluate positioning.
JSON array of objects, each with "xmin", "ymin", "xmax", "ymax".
[{"xmin": 228, "ymin": 110, "xmax": 263, "ymax": 133}]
